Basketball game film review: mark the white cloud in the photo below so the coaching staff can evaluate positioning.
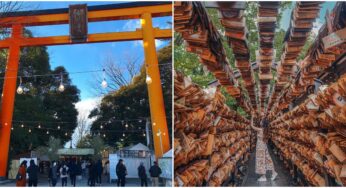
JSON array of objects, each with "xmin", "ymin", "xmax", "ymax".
[
  {"xmin": 75, "ymin": 97, "xmax": 101, "ymax": 122},
  {"xmin": 65, "ymin": 97, "xmax": 102, "ymax": 148},
  {"xmin": 133, "ymin": 39, "xmax": 166, "ymax": 48},
  {"xmin": 123, "ymin": 19, "xmax": 140, "ymax": 31},
  {"xmin": 155, "ymin": 39, "xmax": 165, "ymax": 48}
]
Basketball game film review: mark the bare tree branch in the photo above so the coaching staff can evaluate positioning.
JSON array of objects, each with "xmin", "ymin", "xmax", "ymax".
[
  {"xmin": 89, "ymin": 53, "xmax": 142, "ymax": 96},
  {"xmin": 76, "ymin": 115, "xmax": 90, "ymax": 144}
]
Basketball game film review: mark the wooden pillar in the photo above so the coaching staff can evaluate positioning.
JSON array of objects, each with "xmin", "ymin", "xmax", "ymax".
[
  {"xmin": 0, "ymin": 24, "xmax": 22, "ymax": 178},
  {"xmin": 141, "ymin": 12, "xmax": 170, "ymax": 159}
]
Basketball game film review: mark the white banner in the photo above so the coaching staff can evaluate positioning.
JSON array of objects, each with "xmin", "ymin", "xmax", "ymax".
[{"xmin": 109, "ymin": 154, "xmax": 151, "ymax": 180}]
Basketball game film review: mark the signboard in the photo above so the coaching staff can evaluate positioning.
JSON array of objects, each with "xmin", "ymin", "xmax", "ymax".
[
  {"xmin": 322, "ymin": 27, "xmax": 346, "ymax": 50},
  {"xmin": 57, "ymin": 148, "xmax": 94, "ymax": 155},
  {"xmin": 69, "ymin": 4, "xmax": 88, "ymax": 43},
  {"xmin": 158, "ymin": 157, "xmax": 172, "ymax": 180},
  {"xmin": 109, "ymin": 154, "xmax": 119, "ymax": 182}
]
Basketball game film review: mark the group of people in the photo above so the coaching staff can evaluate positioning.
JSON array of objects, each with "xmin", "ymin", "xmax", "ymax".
[
  {"xmin": 117, "ymin": 159, "xmax": 162, "ymax": 187},
  {"xmin": 15, "ymin": 159, "xmax": 108, "ymax": 187},
  {"xmin": 16, "ymin": 160, "xmax": 39, "ymax": 187},
  {"xmin": 16, "ymin": 158, "xmax": 162, "ymax": 187}
]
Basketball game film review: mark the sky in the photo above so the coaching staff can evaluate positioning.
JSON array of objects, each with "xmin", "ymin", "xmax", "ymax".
[{"xmin": 280, "ymin": 2, "xmax": 336, "ymax": 33}]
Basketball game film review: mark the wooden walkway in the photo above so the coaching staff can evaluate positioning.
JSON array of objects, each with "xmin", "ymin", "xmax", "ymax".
[{"xmin": 242, "ymin": 146, "xmax": 293, "ymax": 187}]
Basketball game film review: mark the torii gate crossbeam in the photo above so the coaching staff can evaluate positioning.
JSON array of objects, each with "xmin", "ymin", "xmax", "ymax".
[{"xmin": 0, "ymin": 1, "xmax": 172, "ymax": 178}]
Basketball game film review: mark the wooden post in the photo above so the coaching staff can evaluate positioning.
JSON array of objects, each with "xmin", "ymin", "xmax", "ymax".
[
  {"xmin": 0, "ymin": 24, "xmax": 22, "ymax": 178},
  {"xmin": 141, "ymin": 12, "xmax": 170, "ymax": 159}
]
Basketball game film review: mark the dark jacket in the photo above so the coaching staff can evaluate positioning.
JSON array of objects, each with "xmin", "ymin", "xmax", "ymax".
[
  {"xmin": 149, "ymin": 165, "xmax": 162, "ymax": 177},
  {"xmin": 88, "ymin": 164, "xmax": 97, "ymax": 179},
  {"xmin": 116, "ymin": 162, "xmax": 127, "ymax": 177},
  {"xmin": 76, "ymin": 163, "xmax": 82, "ymax": 175},
  {"xmin": 27, "ymin": 164, "xmax": 39, "ymax": 180},
  {"xmin": 68, "ymin": 162, "xmax": 77, "ymax": 175},
  {"xmin": 96, "ymin": 161, "xmax": 103, "ymax": 174},
  {"xmin": 138, "ymin": 165, "xmax": 147, "ymax": 178},
  {"xmin": 49, "ymin": 166, "xmax": 58, "ymax": 179}
]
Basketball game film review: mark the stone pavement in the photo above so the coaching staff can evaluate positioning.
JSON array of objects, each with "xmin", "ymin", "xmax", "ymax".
[{"xmin": 242, "ymin": 147, "xmax": 293, "ymax": 187}]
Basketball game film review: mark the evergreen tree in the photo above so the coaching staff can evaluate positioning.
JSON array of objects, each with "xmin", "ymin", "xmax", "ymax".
[
  {"xmin": 89, "ymin": 44, "xmax": 172, "ymax": 148},
  {"xmin": 0, "ymin": 30, "xmax": 80, "ymax": 157}
]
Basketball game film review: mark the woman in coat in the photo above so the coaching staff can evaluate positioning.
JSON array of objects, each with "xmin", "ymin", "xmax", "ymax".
[
  {"xmin": 250, "ymin": 112, "xmax": 278, "ymax": 182},
  {"xmin": 16, "ymin": 160, "xmax": 27, "ymax": 187}
]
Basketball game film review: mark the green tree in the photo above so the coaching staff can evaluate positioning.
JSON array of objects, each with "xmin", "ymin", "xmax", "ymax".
[
  {"xmin": 76, "ymin": 135, "xmax": 106, "ymax": 161},
  {"xmin": 36, "ymin": 136, "xmax": 62, "ymax": 161},
  {"xmin": 0, "ymin": 30, "xmax": 80, "ymax": 159},
  {"xmin": 89, "ymin": 44, "xmax": 172, "ymax": 148}
]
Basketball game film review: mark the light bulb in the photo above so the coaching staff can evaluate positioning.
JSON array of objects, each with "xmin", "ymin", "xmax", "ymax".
[
  {"xmin": 65, "ymin": 132, "xmax": 68, "ymax": 136},
  {"xmin": 21, "ymin": 124, "xmax": 24, "ymax": 128},
  {"xmin": 146, "ymin": 75, "xmax": 152, "ymax": 84},
  {"xmin": 46, "ymin": 131, "xmax": 49, "ymax": 134},
  {"xmin": 17, "ymin": 85, "xmax": 24, "ymax": 94},
  {"xmin": 100, "ymin": 125, "xmax": 103, "ymax": 129},
  {"xmin": 29, "ymin": 129, "xmax": 31, "ymax": 133},
  {"xmin": 38, "ymin": 125, "xmax": 41, "ymax": 129},
  {"xmin": 58, "ymin": 126, "xmax": 60, "ymax": 130},
  {"xmin": 11, "ymin": 127, "xmax": 13, "ymax": 130},
  {"xmin": 143, "ymin": 133, "xmax": 146, "ymax": 137},
  {"xmin": 122, "ymin": 133, "xmax": 125, "ymax": 137},
  {"xmin": 58, "ymin": 83, "xmax": 65, "ymax": 92},
  {"xmin": 125, "ymin": 123, "xmax": 128, "ymax": 128},
  {"xmin": 103, "ymin": 134, "xmax": 106, "ymax": 137},
  {"xmin": 140, "ymin": 19, "xmax": 145, "ymax": 26},
  {"xmin": 101, "ymin": 79, "xmax": 108, "ymax": 88}
]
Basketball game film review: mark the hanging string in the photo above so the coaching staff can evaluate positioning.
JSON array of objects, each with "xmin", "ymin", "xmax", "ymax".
[
  {"xmin": 10, "ymin": 116, "xmax": 172, "ymax": 124},
  {"xmin": 11, "ymin": 123, "xmax": 154, "ymax": 133},
  {"xmin": 0, "ymin": 62, "xmax": 172, "ymax": 79}
]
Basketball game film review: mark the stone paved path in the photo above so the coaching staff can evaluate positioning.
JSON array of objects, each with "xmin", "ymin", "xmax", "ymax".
[{"xmin": 242, "ymin": 147, "xmax": 293, "ymax": 187}]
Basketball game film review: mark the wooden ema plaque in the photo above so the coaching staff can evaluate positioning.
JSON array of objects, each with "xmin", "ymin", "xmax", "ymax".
[
  {"xmin": 69, "ymin": 4, "xmax": 88, "ymax": 43},
  {"xmin": 322, "ymin": 27, "xmax": 346, "ymax": 50}
]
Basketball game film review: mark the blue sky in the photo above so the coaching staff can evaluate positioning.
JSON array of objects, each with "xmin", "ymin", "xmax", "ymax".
[
  {"xmin": 280, "ymin": 2, "xmax": 336, "ymax": 31},
  {"xmin": 21, "ymin": 1, "xmax": 172, "ymax": 100}
]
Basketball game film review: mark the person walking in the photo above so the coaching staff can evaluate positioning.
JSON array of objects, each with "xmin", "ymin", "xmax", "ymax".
[
  {"xmin": 104, "ymin": 161, "xmax": 110, "ymax": 183},
  {"xmin": 69, "ymin": 159, "xmax": 77, "ymax": 187},
  {"xmin": 250, "ymin": 112, "xmax": 278, "ymax": 182},
  {"xmin": 137, "ymin": 162, "xmax": 148, "ymax": 187},
  {"xmin": 16, "ymin": 161, "xmax": 27, "ymax": 187},
  {"xmin": 116, "ymin": 159, "xmax": 127, "ymax": 187},
  {"xmin": 48, "ymin": 162, "xmax": 59, "ymax": 187},
  {"xmin": 76, "ymin": 161, "xmax": 83, "ymax": 183},
  {"xmin": 60, "ymin": 162, "xmax": 69, "ymax": 187},
  {"xmin": 96, "ymin": 160, "xmax": 103, "ymax": 185},
  {"xmin": 149, "ymin": 161, "xmax": 162, "ymax": 187},
  {"xmin": 89, "ymin": 161, "xmax": 97, "ymax": 187},
  {"xmin": 81, "ymin": 160, "xmax": 87, "ymax": 177},
  {"xmin": 27, "ymin": 160, "xmax": 39, "ymax": 187}
]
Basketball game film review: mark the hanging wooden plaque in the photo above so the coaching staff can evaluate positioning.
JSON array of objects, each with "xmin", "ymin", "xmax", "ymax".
[
  {"xmin": 322, "ymin": 27, "xmax": 346, "ymax": 50},
  {"xmin": 69, "ymin": 4, "xmax": 88, "ymax": 43}
]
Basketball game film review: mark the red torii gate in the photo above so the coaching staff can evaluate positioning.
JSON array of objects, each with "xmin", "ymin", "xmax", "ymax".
[{"xmin": 0, "ymin": 2, "xmax": 172, "ymax": 178}]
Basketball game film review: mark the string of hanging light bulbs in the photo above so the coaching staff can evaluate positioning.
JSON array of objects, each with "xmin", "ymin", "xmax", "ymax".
[
  {"xmin": 16, "ymin": 69, "xmax": 108, "ymax": 94},
  {"xmin": 13, "ymin": 61, "xmax": 171, "ymax": 94},
  {"xmin": 11, "ymin": 123, "xmax": 149, "ymax": 138}
]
